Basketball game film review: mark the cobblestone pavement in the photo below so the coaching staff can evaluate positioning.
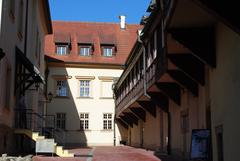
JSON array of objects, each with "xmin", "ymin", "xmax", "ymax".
[{"xmin": 33, "ymin": 146, "xmax": 161, "ymax": 161}]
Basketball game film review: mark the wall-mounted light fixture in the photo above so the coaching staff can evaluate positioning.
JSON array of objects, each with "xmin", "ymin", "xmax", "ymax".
[
  {"xmin": 47, "ymin": 92, "xmax": 53, "ymax": 103},
  {"xmin": 39, "ymin": 92, "xmax": 53, "ymax": 103}
]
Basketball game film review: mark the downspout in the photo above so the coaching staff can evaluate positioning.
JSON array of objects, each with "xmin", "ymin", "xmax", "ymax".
[
  {"xmin": 24, "ymin": 0, "xmax": 29, "ymax": 56},
  {"xmin": 137, "ymin": 30, "xmax": 150, "ymax": 98},
  {"xmin": 112, "ymin": 82, "xmax": 117, "ymax": 146},
  {"xmin": 22, "ymin": 0, "xmax": 29, "ymax": 96}
]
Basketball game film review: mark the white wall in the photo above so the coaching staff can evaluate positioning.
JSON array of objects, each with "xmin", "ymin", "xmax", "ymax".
[{"xmin": 47, "ymin": 67, "xmax": 123, "ymax": 146}]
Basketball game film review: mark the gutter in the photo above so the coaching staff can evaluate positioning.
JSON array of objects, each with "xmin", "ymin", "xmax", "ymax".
[{"xmin": 137, "ymin": 32, "xmax": 150, "ymax": 99}]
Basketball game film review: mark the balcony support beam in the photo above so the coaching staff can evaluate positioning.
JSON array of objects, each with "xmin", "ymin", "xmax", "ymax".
[
  {"xmin": 130, "ymin": 108, "xmax": 146, "ymax": 122},
  {"xmin": 169, "ymin": 27, "xmax": 216, "ymax": 67},
  {"xmin": 116, "ymin": 118, "xmax": 128, "ymax": 129},
  {"xmin": 156, "ymin": 82, "xmax": 181, "ymax": 105},
  {"xmin": 168, "ymin": 54, "xmax": 205, "ymax": 85},
  {"xmin": 119, "ymin": 115, "xmax": 133, "ymax": 128},
  {"xmin": 148, "ymin": 92, "xmax": 169, "ymax": 113},
  {"xmin": 123, "ymin": 112, "xmax": 139, "ymax": 126},
  {"xmin": 137, "ymin": 100, "xmax": 156, "ymax": 117},
  {"xmin": 168, "ymin": 70, "xmax": 199, "ymax": 96}
]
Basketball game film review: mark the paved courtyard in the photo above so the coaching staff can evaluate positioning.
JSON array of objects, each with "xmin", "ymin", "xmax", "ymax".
[{"xmin": 33, "ymin": 146, "xmax": 162, "ymax": 161}]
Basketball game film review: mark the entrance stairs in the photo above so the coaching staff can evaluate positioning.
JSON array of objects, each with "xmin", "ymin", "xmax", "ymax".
[{"xmin": 15, "ymin": 129, "xmax": 74, "ymax": 157}]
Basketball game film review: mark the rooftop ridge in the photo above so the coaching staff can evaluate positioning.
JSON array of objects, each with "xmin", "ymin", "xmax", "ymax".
[{"xmin": 52, "ymin": 20, "xmax": 140, "ymax": 26}]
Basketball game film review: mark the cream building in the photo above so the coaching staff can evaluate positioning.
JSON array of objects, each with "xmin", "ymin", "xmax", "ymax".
[{"xmin": 44, "ymin": 21, "xmax": 140, "ymax": 146}]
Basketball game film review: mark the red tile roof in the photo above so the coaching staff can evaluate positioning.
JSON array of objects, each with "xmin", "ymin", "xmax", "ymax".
[{"xmin": 45, "ymin": 21, "xmax": 142, "ymax": 66}]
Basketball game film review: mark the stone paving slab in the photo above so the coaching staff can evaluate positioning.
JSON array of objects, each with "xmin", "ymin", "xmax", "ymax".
[{"xmin": 33, "ymin": 146, "xmax": 165, "ymax": 161}]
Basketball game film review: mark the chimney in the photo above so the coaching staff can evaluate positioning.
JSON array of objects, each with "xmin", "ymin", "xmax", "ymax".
[{"xmin": 119, "ymin": 15, "xmax": 126, "ymax": 30}]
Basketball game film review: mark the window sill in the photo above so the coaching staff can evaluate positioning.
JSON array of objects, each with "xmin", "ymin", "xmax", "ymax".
[
  {"xmin": 76, "ymin": 97, "xmax": 93, "ymax": 99},
  {"xmin": 101, "ymin": 129, "xmax": 113, "ymax": 132},
  {"xmin": 55, "ymin": 54, "xmax": 69, "ymax": 56},
  {"xmin": 79, "ymin": 55, "xmax": 92, "ymax": 57},
  {"xmin": 99, "ymin": 97, "xmax": 113, "ymax": 99},
  {"xmin": 78, "ymin": 129, "xmax": 91, "ymax": 132},
  {"xmin": 55, "ymin": 96, "xmax": 70, "ymax": 99}
]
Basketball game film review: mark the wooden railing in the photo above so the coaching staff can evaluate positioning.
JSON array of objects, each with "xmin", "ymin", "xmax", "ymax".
[{"xmin": 115, "ymin": 20, "xmax": 166, "ymax": 115}]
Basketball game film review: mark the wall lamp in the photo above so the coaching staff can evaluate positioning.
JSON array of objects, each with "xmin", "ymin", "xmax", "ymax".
[
  {"xmin": 47, "ymin": 92, "xmax": 53, "ymax": 103},
  {"xmin": 39, "ymin": 92, "xmax": 53, "ymax": 103}
]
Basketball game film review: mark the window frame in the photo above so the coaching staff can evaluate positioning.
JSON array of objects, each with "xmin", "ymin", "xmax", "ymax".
[
  {"xmin": 52, "ymin": 75, "xmax": 72, "ymax": 98},
  {"xmin": 56, "ymin": 113, "xmax": 66, "ymax": 130},
  {"xmin": 75, "ymin": 76, "xmax": 95, "ymax": 98},
  {"xmin": 98, "ymin": 76, "xmax": 114, "ymax": 99},
  {"xmin": 79, "ymin": 113, "xmax": 89, "ymax": 130},
  {"xmin": 55, "ymin": 43, "xmax": 68, "ymax": 55},
  {"xmin": 78, "ymin": 44, "xmax": 93, "ymax": 56},
  {"xmin": 103, "ymin": 113, "xmax": 113, "ymax": 130},
  {"xmin": 101, "ymin": 45, "xmax": 115, "ymax": 57},
  {"xmin": 79, "ymin": 80, "xmax": 90, "ymax": 97}
]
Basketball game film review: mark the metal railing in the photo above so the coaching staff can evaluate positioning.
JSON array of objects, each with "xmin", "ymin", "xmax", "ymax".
[{"xmin": 15, "ymin": 109, "xmax": 66, "ymax": 146}]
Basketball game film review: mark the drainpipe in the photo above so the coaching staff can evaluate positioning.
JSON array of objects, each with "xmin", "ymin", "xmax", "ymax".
[
  {"xmin": 112, "ymin": 82, "xmax": 117, "ymax": 146},
  {"xmin": 137, "ymin": 30, "xmax": 150, "ymax": 99},
  {"xmin": 24, "ymin": 0, "xmax": 29, "ymax": 56}
]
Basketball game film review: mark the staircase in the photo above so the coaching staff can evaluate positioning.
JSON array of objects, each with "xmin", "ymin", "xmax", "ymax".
[{"xmin": 14, "ymin": 110, "xmax": 74, "ymax": 157}]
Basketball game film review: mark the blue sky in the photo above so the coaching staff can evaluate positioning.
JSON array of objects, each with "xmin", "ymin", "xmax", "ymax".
[{"xmin": 49, "ymin": 0, "xmax": 151, "ymax": 24}]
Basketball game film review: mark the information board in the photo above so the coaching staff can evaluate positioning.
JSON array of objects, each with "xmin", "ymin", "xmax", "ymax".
[
  {"xmin": 36, "ymin": 138, "xmax": 55, "ymax": 153},
  {"xmin": 190, "ymin": 129, "xmax": 210, "ymax": 160}
]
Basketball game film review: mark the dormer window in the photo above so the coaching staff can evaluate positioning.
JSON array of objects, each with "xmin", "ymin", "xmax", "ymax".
[
  {"xmin": 56, "ymin": 43, "xmax": 68, "ymax": 55},
  {"xmin": 79, "ymin": 44, "xmax": 93, "ymax": 56},
  {"xmin": 101, "ymin": 45, "xmax": 115, "ymax": 57}
]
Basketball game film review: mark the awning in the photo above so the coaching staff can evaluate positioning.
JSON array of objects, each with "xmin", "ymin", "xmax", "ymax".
[{"xmin": 15, "ymin": 47, "xmax": 45, "ymax": 93}]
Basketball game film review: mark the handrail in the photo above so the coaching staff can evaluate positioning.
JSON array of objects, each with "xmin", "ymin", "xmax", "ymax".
[{"xmin": 15, "ymin": 109, "xmax": 66, "ymax": 147}]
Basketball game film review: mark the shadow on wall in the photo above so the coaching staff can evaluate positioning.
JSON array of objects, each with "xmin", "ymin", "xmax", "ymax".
[
  {"xmin": 116, "ymin": 121, "xmax": 128, "ymax": 145},
  {"xmin": 46, "ymin": 61, "xmax": 87, "ymax": 148}
]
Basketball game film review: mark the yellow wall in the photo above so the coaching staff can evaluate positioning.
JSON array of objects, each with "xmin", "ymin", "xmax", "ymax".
[
  {"xmin": 169, "ymin": 84, "xmax": 208, "ymax": 159},
  {"xmin": 210, "ymin": 23, "xmax": 240, "ymax": 161}
]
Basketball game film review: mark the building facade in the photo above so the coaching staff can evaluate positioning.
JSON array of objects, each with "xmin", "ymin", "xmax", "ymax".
[
  {"xmin": 44, "ymin": 21, "xmax": 140, "ymax": 146},
  {"xmin": 0, "ymin": 0, "xmax": 52, "ymax": 154},
  {"xmin": 114, "ymin": 1, "xmax": 240, "ymax": 161}
]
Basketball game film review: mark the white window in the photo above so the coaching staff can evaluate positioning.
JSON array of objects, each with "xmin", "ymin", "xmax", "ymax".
[
  {"xmin": 56, "ymin": 45, "xmax": 67, "ymax": 55},
  {"xmin": 101, "ymin": 81, "xmax": 113, "ymax": 98},
  {"xmin": 80, "ymin": 80, "xmax": 90, "ymax": 97},
  {"xmin": 103, "ymin": 48, "xmax": 113, "ymax": 57},
  {"xmin": 103, "ymin": 113, "xmax": 112, "ymax": 130},
  {"xmin": 56, "ymin": 80, "xmax": 68, "ymax": 96},
  {"xmin": 56, "ymin": 113, "xmax": 66, "ymax": 129},
  {"xmin": 80, "ymin": 113, "xmax": 89, "ymax": 130},
  {"xmin": 80, "ymin": 47, "xmax": 91, "ymax": 56}
]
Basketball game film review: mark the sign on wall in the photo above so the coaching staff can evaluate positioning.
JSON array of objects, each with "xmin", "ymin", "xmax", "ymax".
[
  {"xmin": 36, "ymin": 138, "xmax": 55, "ymax": 154},
  {"xmin": 190, "ymin": 129, "xmax": 211, "ymax": 160}
]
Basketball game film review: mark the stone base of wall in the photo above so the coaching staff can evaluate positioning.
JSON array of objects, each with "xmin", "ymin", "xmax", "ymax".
[{"xmin": 0, "ymin": 124, "xmax": 15, "ymax": 155}]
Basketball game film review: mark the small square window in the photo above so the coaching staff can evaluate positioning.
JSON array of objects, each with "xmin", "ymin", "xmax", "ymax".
[
  {"xmin": 103, "ymin": 47, "xmax": 113, "ymax": 57},
  {"xmin": 56, "ymin": 44, "xmax": 68, "ymax": 55},
  {"xmin": 56, "ymin": 80, "xmax": 68, "ymax": 96},
  {"xmin": 79, "ymin": 45, "xmax": 92, "ymax": 56},
  {"xmin": 101, "ymin": 45, "xmax": 115, "ymax": 57}
]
